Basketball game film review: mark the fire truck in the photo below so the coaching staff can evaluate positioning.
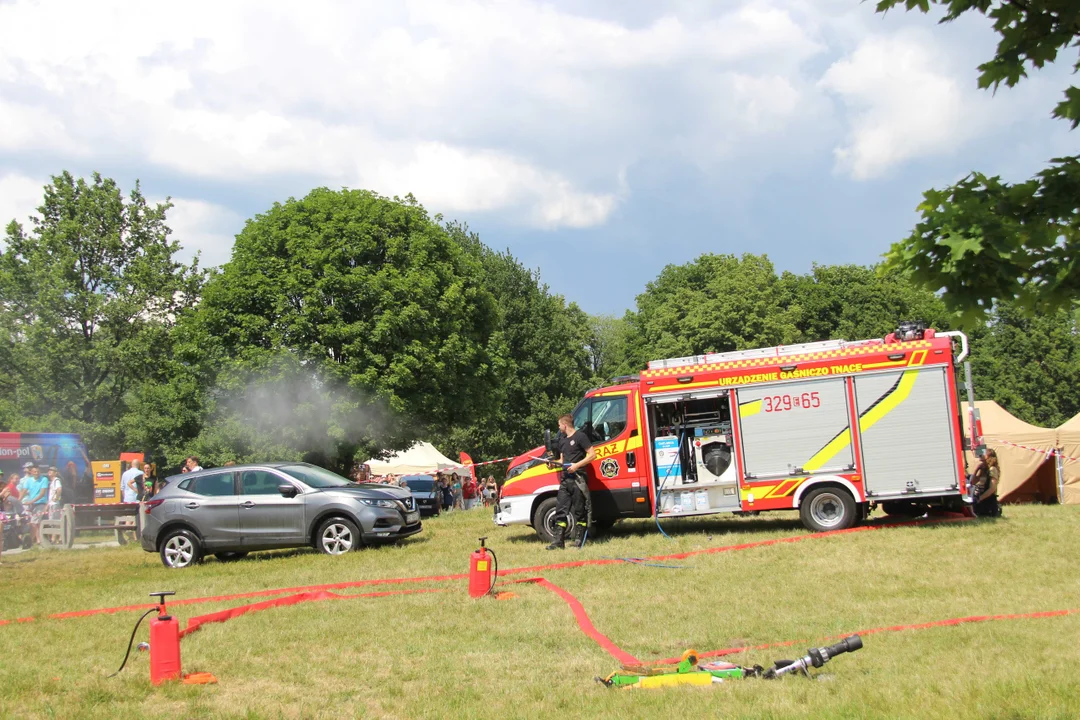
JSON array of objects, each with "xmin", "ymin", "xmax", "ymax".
[{"xmin": 495, "ymin": 326, "xmax": 977, "ymax": 541}]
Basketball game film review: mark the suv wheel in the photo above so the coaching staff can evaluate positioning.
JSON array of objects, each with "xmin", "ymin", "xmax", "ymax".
[
  {"xmin": 316, "ymin": 517, "xmax": 360, "ymax": 555},
  {"xmin": 160, "ymin": 528, "xmax": 203, "ymax": 569}
]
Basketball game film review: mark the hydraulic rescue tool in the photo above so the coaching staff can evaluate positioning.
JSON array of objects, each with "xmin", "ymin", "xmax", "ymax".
[{"xmin": 597, "ymin": 635, "xmax": 863, "ymax": 688}]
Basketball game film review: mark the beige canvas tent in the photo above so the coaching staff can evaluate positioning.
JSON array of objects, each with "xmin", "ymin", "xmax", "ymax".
[
  {"xmin": 364, "ymin": 442, "xmax": 469, "ymax": 477},
  {"xmin": 1056, "ymin": 413, "xmax": 1080, "ymax": 505},
  {"xmin": 973, "ymin": 401, "xmax": 1059, "ymax": 504}
]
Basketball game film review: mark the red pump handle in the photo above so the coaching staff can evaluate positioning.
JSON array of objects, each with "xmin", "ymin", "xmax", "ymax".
[{"xmin": 149, "ymin": 590, "xmax": 176, "ymax": 615}]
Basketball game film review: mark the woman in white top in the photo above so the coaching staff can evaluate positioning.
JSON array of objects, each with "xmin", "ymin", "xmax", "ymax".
[{"xmin": 46, "ymin": 466, "xmax": 64, "ymax": 520}]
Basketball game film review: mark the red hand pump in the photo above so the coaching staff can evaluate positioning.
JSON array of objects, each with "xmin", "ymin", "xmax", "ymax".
[
  {"xmin": 148, "ymin": 591, "xmax": 182, "ymax": 685},
  {"xmin": 469, "ymin": 537, "xmax": 497, "ymax": 598}
]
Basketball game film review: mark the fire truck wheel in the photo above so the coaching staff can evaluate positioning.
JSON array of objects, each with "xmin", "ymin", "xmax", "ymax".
[
  {"xmin": 800, "ymin": 486, "xmax": 856, "ymax": 532},
  {"xmin": 160, "ymin": 528, "xmax": 203, "ymax": 569},
  {"xmin": 531, "ymin": 497, "xmax": 561, "ymax": 544}
]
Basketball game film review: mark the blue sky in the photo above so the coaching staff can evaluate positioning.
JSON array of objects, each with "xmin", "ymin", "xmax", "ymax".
[{"xmin": 0, "ymin": 0, "xmax": 1072, "ymax": 315}]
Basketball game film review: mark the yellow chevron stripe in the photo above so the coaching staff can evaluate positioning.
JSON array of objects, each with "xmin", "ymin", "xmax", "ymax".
[
  {"xmin": 740, "ymin": 400, "xmax": 762, "ymax": 418},
  {"xmin": 745, "ymin": 485, "xmax": 776, "ymax": 501},
  {"xmin": 800, "ymin": 370, "xmax": 919, "ymax": 472},
  {"xmin": 803, "ymin": 429, "xmax": 852, "ymax": 473},
  {"xmin": 773, "ymin": 478, "xmax": 805, "ymax": 498},
  {"xmin": 859, "ymin": 370, "xmax": 918, "ymax": 433},
  {"xmin": 907, "ymin": 350, "xmax": 928, "ymax": 367}
]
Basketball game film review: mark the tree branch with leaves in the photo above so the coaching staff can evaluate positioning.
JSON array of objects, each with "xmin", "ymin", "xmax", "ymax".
[{"xmin": 876, "ymin": 0, "xmax": 1080, "ymax": 322}]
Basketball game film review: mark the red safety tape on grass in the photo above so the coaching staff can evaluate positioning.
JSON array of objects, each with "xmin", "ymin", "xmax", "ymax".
[
  {"xmin": 497, "ymin": 516, "xmax": 969, "ymax": 577},
  {"xmin": 651, "ymin": 607, "xmax": 1080, "ymax": 665},
  {"xmin": 0, "ymin": 572, "xmax": 470, "ymax": 626},
  {"xmin": 0, "ymin": 516, "xmax": 969, "ymax": 627},
  {"xmin": 503, "ymin": 577, "xmax": 641, "ymax": 666},
  {"xmin": 178, "ymin": 587, "xmax": 446, "ymax": 638}
]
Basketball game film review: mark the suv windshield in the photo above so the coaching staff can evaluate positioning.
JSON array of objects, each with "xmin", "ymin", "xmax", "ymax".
[
  {"xmin": 280, "ymin": 464, "xmax": 355, "ymax": 489},
  {"xmin": 403, "ymin": 478, "xmax": 434, "ymax": 491}
]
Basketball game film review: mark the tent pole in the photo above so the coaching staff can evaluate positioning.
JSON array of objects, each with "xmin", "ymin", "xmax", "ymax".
[{"xmin": 1057, "ymin": 452, "xmax": 1065, "ymax": 504}]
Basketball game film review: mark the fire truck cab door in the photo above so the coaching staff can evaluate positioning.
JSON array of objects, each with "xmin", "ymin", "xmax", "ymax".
[{"xmin": 574, "ymin": 392, "xmax": 644, "ymax": 518}]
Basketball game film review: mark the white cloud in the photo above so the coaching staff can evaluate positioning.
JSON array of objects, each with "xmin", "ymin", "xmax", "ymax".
[
  {"xmin": 0, "ymin": 172, "xmax": 44, "ymax": 233},
  {"xmin": 366, "ymin": 142, "xmax": 619, "ymax": 228},
  {"xmin": 0, "ymin": 0, "xmax": 832, "ymax": 229},
  {"xmin": 165, "ymin": 198, "xmax": 244, "ymax": 268},
  {"xmin": 819, "ymin": 29, "xmax": 985, "ymax": 180}
]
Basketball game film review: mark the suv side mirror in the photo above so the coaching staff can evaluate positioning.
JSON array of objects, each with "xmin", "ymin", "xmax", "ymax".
[{"xmin": 278, "ymin": 484, "xmax": 298, "ymax": 498}]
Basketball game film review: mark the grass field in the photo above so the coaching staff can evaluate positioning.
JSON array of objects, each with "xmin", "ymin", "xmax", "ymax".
[{"xmin": 1, "ymin": 504, "xmax": 1078, "ymax": 719}]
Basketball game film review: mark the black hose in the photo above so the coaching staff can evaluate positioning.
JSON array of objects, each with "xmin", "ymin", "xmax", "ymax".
[
  {"xmin": 487, "ymin": 546, "xmax": 499, "ymax": 596},
  {"xmin": 108, "ymin": 608, "xmax": 158, "ymax": 677}
]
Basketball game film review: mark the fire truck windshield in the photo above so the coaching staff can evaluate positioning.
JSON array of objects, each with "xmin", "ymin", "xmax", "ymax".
[{"xmin": 573, "ymin": 395, "xmax": 628, "ymax": 443}]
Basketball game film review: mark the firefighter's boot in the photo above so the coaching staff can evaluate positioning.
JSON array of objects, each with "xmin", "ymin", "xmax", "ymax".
[
  {"xmin": 571, "ymin": 523, "xmax": 587, "ymax": 548},
  {"xmin": 546, "ymin": 521, "xmax": 567, "ymax": 550}
]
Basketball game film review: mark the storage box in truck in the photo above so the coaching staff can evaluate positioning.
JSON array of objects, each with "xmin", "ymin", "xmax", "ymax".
[{"xmin": 495, "ymin": 325, "xmax": 976, "ymax": 542}]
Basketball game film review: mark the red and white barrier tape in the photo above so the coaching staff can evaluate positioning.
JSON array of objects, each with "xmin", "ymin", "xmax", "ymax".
[
  {"xmin": 441, "ymin": 454, "xmax": 519, "ymax": 471},
  {"xmin": 985, "ymin": 438, "xmax": 1080, "ymax": 465}
]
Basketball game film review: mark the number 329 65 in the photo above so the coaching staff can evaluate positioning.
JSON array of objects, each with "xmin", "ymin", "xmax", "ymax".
[{"xmin": 763, "ymin": 392, "xmax": 821, "ymax": 413}]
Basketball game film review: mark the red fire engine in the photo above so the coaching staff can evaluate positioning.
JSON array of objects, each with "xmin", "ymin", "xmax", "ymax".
[{"xmin": 495, "ymin": 326, "xmax": 977, "ymax": 541}]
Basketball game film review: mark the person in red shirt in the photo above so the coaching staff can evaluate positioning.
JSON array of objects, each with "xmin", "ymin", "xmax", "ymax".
[
  {"xmin": 0, "ymin": 471, "xmax": 22, "ymax": 564},
  {"xmin": 0, "ymin": 472, "xmax": 20, "ymax": 512},
  {"xmin": 462, "ymin": 476, "xmax": 478, "ymax": 510}
]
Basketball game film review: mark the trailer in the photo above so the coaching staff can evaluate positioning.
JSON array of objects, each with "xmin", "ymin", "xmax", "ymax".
[
  {"xmin": 496, "ymin": 326, "xmax": 976, "ymax": 542},
  {"xmin": 40, "ymin": 502, "xmax": 141, "ymax": 548}
]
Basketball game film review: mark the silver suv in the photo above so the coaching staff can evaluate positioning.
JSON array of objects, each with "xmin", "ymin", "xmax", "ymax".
[{"xmin": 140, "ymin": 463, "xmax": 422, "ymax": 568}]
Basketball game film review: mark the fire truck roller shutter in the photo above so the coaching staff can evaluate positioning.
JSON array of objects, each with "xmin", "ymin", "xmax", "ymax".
[
  {"xmin": 854, "ymin": 368, "xmax": 959, "ymax": 497},
  {"xmin": 737, "ymin": 378, "xmax": 853, "ymax": 479}
]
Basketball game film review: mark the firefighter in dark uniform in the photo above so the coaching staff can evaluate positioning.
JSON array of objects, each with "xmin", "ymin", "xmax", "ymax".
[{"xmin": 547, "ymin": 413, "xmax": 597, "ymax": 550}]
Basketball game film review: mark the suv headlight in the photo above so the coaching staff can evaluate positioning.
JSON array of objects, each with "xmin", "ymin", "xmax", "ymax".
[{"xmin": 360, "ymin": 498, "xmax": 398, "ymax": 508}]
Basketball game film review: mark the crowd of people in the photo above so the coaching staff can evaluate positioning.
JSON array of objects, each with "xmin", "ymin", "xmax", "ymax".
[
  {"xmin": 1, "ymin": 461, "xmax": 70, "ymax": 561},
  {"xmin": 356, "ymin": 468, "xmax": 499, "ymax": 512}
]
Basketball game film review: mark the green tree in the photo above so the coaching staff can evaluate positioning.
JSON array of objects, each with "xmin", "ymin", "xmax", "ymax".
[
  {"xmin": 968, "ymin": 302, "xmax": 1080, "ymax": 427},
  {"xmin": 624, "ymin": 253, "xmax": 800, "ymax": 368},
  {"xmin": 189, "ymin": 190, "xmax": 501, "ymax": 471},
  {"xmin": 583, "ymin": 313, "xmax": 634, "ymax": 381},
  {"xmin": 876, "ymin": 0, "xmax": 1080, "ymax": 322},
  {"xmin": 782, "ymin": 264, "xmax": 953, "ymax": 342},
  {"xmin": 442, "ymin": 223, "xmax": 591, "ymax": 459},
  {"xmin": 0, "ymin": 171, "xmax": 204, "ymax": 455}
]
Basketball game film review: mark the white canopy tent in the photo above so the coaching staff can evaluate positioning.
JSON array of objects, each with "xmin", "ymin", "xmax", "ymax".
[{"xmin": 364, "ymin": 442, "xmax": 469, "ymax": 477}]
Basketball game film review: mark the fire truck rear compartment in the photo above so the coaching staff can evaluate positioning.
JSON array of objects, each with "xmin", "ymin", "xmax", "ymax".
[
  {"xmin": 646, "ymin": 393, "xmax": 743, "ymax": 517},
  {"xmin": 645, "ymin": 366, "xmax": 964, "ymax": 520}
]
